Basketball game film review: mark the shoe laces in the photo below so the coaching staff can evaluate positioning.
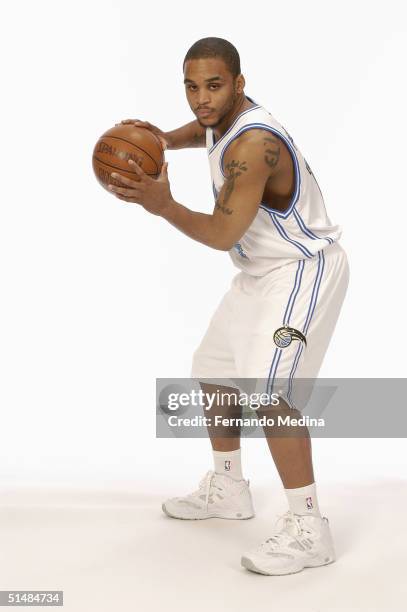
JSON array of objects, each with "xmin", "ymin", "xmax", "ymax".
[
  {"xmin": 261, "ymin": 511, "xmax": 313, "ymax": 551},
  {"xmin": 189, "ymin": 470, "xmax": 223, "ymax": 508}
]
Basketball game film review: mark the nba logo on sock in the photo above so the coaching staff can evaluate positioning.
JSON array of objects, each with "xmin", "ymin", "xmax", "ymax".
[
  {"xmin": 306, "ymin": 496, "xmax": 313, "ymax": 509},
  {"xmin": 224, "ymin": 460, "xmax": 231, "ymax": 471}
]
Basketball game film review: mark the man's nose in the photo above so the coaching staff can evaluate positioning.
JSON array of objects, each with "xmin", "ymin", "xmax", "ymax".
[{"xmin": 197, "ymin": 90, "xmax": 210, "ymax": 106}]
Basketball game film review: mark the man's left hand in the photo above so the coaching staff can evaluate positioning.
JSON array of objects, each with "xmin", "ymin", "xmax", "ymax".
[{"xmin": 108, "ymin": 159, "xmax": 173, "ymax": 216}]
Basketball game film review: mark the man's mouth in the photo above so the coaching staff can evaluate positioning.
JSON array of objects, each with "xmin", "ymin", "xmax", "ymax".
[{"xmin": 196, "ymin": 108, "xmax": 214, "ymax": 117}]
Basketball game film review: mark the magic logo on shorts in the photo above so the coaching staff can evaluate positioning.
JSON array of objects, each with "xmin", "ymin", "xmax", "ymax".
[{"xmin": 273, "ymin": 325, "xmax": 307, "ymax": 348}]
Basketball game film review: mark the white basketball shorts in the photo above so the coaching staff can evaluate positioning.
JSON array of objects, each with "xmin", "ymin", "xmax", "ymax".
[{"xmin": 191, "ymin": 241, "xmax": 349, "ymax": 407}]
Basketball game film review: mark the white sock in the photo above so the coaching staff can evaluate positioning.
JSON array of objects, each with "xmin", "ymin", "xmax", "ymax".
[
  {"xmin": 213, "ymin": 448, "xmax": 243, "ymax": 480},
  {"xmin": 284, "ymin": 482, "xmax": 322, "ymax": 517}
]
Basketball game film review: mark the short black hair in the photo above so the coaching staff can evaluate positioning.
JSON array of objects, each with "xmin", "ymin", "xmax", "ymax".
[{"xmin": 183, "ymin": 37, "xmax": 241, "ymax": 78}]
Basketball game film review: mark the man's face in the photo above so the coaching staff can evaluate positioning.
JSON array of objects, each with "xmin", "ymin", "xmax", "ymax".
[{"xmin": 183, "ymin": 57, "xmax": 241, "ymax": 128}]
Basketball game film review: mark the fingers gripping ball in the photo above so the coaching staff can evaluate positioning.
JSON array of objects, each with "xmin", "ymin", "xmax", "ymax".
[{"xmin": 92, "ymin": 124, "xmax": 164, "ymax": 192}]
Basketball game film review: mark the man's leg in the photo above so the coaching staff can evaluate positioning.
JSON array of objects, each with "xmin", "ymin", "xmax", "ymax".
[
  {"xmin": 236, "ymin": 245, "xmax": 349, "ymax": 574},
  {"xmin": 200, "ymin": 382, "xmax": 242, "ymax": 452},
  {"xmin": 162, "ymin": 286, "xmax": 254, "ymax": 520},
  {"xmin": 258, "ymin": 399, "xmax": 321, "ymax": 516},
  {"xmin": 161, "ymin": 383, "xmax": 254, "ymax": 519},
  {"xmin": 265, "ymin": 431, "xmax": 314, "ymax": 487},
  {"xmin": 199, "ymin": 382, "xmax": 245, "ymax": 481}
]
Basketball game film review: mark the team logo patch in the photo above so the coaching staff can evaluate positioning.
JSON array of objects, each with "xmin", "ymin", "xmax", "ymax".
[{"xmin": 273, "ymin": 325, "xmax": 307, "ymax": 348}]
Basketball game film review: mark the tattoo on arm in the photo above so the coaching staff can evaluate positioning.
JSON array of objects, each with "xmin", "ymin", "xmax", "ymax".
[
  {"xmin": 215, "ymin": 202, "xmax": 234, "ymax": 215},
  {"xmin": 263, "ymin": 136, "xmax": 281, "ymax": 169},
  {"xmin": 216, "ymin": 160, "xmax": 248, "ymax": 214}
]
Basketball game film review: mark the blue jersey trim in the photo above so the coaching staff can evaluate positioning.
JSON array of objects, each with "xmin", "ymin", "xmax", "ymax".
[
  {"xmin": 267, "ymin": 250, "xmax": 325, "ymax": 400},
  {"xmin": 287, "ymin": 250, "xmax": 325, "ymax": 404},
  {"xmin": 302, "ymin": 249, "xmax": 325, "ymax": 334},
  {"xmin": 287, "ymin": 343, "xmax": 304, "ymax": 405},
  {"xmin": 208, "ymin": 105, "xmax": 261, "ymax": 154},
  {"xmin": 218, "ymin": 123, "xmax": 301, "ymax": 219},
  {"xmin": 266, "ymin": 348, "xmax": 282, "ymax": 396},
  {"xmin": 293, "ymin": 208, "xmax": 333, "ymax": 245},
  {"xmin": 283, "ymin": 260, "xmax": 305, "ymax": 325},
  {"xmin": 269, "ymin": 213, "xmax": 314, "ymax": 258},
  {"xmin": 266, "ymin": 259, "xmax": 304, "ymax": 396}
]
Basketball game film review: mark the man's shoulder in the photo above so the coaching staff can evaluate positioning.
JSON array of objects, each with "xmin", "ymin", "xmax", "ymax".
[
  {"xmin": 224, "ymin": 126, "xmax": 289, "ymax": 176},
  {"xmin": 232, "ymin": 124, "xmax": 289, "ymax": 148}
]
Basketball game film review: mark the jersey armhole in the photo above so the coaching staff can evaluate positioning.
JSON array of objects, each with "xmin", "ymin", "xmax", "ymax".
[{"xmin": 219, "ymin": 124, "xmax": 301, "ymax": 219}]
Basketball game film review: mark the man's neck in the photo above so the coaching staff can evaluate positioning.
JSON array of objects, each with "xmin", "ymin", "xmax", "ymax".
[{"xmin": 213, "ymin": 95, "xmax": 256, "ymax": 139}]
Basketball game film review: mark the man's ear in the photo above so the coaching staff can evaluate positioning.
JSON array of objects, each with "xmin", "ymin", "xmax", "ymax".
[{"xmin": 235, "ymin": 74, "xmax": 245, "ymax": 95}]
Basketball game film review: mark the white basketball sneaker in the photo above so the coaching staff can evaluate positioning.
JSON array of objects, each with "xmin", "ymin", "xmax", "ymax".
[
  {"xmin": 162, "ymin": 470, "xmax": 255, "ymax": 520},
  {"xmin": 241, "ymin": 511, "xmax": 336, "ymax": 575}
]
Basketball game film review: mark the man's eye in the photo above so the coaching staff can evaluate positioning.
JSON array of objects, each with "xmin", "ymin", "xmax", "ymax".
[
  {"xmin": 209, "ymin": 84, "xmax": 220, "ymax": 90},
  {"xmin": 187, "ymin": 85, "xmax": 197, "ymax": 91}
]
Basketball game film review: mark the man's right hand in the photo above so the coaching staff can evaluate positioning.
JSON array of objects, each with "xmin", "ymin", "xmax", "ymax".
[{"xmin": 116, "ymin": 119, "xmax": 169, "ymax": 151}]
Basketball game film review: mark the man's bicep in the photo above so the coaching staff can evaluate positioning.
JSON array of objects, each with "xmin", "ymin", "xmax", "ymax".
[{"xmin": 211, "ymin": 150, "xmax": 270, "ymax": 249}]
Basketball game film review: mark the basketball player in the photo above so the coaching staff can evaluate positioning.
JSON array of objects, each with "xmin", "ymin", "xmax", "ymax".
[{"xmin": 108, "ymin": 37, "xmax": 349, "ymax": 576}]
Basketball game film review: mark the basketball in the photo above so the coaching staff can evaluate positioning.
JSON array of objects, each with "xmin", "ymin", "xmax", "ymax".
[{"xmin": 92, "ymin": 124, "xmax": 164, "ymax": 192}]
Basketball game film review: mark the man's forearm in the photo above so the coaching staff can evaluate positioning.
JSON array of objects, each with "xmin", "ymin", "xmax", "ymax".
[
  {"xmin": 164, "ymin": 120, "xmax": 206, "ymax": 150},
  {"xmin": 161, "ymin": 200, "xmax": 231, "ymax": 251}
]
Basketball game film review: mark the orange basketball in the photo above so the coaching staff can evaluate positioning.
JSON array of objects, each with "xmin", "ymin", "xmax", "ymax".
[{"xmin": 92, "ymin": 124, "xmax": 164, "ymax": 192}]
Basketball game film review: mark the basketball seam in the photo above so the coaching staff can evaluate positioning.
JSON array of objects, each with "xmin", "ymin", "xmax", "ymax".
[
  {"xmin": 92, "ymin": 155, "xmax": 158, "ymax": 176},
  {"xmin": 98, "ymin": 135, "xmax": 160, "ymax": 172},
  {"xmin": 148, "ymin": 131, "xmax": 165, "ymax": 164}
]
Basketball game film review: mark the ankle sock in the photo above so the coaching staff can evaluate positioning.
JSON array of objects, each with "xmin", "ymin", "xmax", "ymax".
[
  {"xmin": 213, "ymin": 448, "xmax": 243, "ymax": 480},
  {"xmin": 284, "ymin": 482, "xmax": 322, "ymax": 517}
]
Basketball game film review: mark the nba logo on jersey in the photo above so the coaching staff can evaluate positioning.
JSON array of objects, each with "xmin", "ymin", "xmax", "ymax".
[
  {"xmin": 224, "ymin": 460, "xmax": 231, "ymax": 471},
  {"xmin": 306, "ymin": 496, "xmax": 313, "ymax": 509}
]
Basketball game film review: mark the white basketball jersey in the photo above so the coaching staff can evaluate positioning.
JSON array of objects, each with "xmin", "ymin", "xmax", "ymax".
[{"xmin": 206, "ymin": 96, "xmax": 342, "ymax": 276}]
